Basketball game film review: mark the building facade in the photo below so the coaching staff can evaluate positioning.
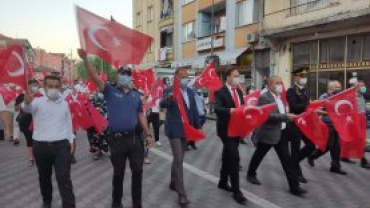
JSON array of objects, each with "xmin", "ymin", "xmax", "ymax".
[{"xmin": 262, "ymin": 0, "xmax": 370, "ymax": 99}]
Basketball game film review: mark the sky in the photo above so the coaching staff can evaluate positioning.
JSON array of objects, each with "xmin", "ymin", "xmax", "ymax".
[{"xmin": 0, "ymin": 0, "xmax": 132, "ymax": 57}]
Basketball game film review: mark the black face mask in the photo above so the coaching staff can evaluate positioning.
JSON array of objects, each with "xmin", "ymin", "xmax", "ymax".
[{"xmin": 331, "ymin": 89, "xmax": 342, "ymax": 95}]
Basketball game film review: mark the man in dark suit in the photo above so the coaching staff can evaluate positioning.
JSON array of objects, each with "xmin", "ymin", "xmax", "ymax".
[
  {"xmin": 286, "ymin": 67, "xmax": 315, "ymax": 183},
  {"xmin": 160, "ymin": 68, "xmax": 200, "ymax": 206},
  {"xmin": 246, "ymin": 76, "xmax": 307, "ymax": 196},
  {"xmin": 214, "ymin": 68, "xmax": 247, "ymax": 204}
]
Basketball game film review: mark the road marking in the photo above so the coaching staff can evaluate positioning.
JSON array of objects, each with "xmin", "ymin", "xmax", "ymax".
[{"xmin": 150, "ymin": 148, "xmax": 283, "ymax": 208}]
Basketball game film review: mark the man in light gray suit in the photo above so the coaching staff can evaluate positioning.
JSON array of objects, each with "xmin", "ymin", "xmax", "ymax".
[{"xmin": 246, "ymin": 76, "xmax": 307, "ymax": 196}]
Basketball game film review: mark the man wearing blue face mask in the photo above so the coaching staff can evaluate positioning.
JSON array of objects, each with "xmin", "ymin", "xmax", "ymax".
[{"xmin": 78, "ymin": 49, "xmax": 154, "ymax": 208}]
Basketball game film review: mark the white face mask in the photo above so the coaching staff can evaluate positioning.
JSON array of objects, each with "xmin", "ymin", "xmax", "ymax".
[
  {"xmin": 31, "ymin": 86, "xmax": 39, "ymax": 93},
  {"xmin": 298, "ymin": 78, "xmax": 307, "ymax": 85},
  {"xmin": 8, "ymin": 83, "xmax": 16, "ymax": 88},
  {"xmin": 232, "ymin": 77, "xmax": 240, "ymax": 86},
  {"xmin": 275, "ymin": 84, "xmax": 283, "ymax": 94},
  {"xmin": 46, "ymin": 89, "xmax": 60, "ymax": 100}
]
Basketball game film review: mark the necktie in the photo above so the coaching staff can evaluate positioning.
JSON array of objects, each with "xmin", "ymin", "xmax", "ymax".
[{"xmin": 232, "ymin": 87, "xmax": 240, "ymax": 108}]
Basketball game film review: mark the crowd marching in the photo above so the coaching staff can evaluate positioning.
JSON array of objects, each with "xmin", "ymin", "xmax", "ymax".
[{"xmin": 0, "ymin": 6, "xmax": 369, "ymax": 208}]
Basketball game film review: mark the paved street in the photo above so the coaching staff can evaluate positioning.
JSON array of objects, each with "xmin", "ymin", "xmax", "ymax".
[{"xmin": 1, "ymin": 120, "xmax": 370, "ymax": 208}]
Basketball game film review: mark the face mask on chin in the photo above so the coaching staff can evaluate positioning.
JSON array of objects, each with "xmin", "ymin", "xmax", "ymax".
[{"xmin": 46, "ymin": 88, "xmax": 60, "ymax": 100}]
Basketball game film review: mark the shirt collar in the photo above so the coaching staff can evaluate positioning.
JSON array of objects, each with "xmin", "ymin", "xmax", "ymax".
[
  {"xmin": 269, "ymin": 90, "xmax": 281, "ymax": 99},
  {"xmin": 295, "ymin": 83, "xmax": 304, "ymax": 89}
]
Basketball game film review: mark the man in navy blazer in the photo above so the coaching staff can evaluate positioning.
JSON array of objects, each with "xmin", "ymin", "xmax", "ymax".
[{"xmin": 160, "ymin": 68, "xmax": 200, "ymax": 206}]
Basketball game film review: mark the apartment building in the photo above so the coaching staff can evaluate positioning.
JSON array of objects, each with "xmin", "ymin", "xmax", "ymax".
[{"xmin": 261, "ymin": 0, "xmax": 370, "ymax": 99}]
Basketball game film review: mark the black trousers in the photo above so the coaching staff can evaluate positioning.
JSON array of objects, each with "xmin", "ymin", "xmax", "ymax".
[
  {"xmin": 288, "ymin": 123, "xmax": 316, "ymax": 176},
  {"xmin": 33, "ymin": 140, "xmax": 75, "ymax": 208},
  {"xmin": 147, "ymin": 112, "xmax": 160, "ymax": 142},
  {"xmin": 219, "ymin": 137, "xmax": 241, "ymax": 193},
  {"xmin": 21, "ymin": 127, "xmax": 33, "ymax": 147},
  {"xmin": 311, "ymin": 125, "xmax": 341, "ymax": 168},
  {"xmin": 247, "ymin": 130, "xmax": 299, "ymax": 190},
  {"xmin": 109, "ymin": 133, "xmax": 144, "ymax": 207}
]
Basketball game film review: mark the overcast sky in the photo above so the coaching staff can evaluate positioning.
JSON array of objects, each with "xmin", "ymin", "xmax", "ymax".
[{"xmin": 0, "ymin": 0, "xmax": 132, "ymax": 56}]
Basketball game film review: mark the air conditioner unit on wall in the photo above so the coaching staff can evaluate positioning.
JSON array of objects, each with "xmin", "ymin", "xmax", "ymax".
[
  {"xmin": 258, "ymin": 37, "xmax": 268, "ymax": 49},
  {"xmin": 246, "ymin": 33, "xmax": 259, "ymax": 43}
]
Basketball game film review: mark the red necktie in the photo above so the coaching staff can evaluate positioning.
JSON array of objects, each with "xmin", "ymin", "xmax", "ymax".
[{"xmin": 232, "ymin": 87, "xmax": 240, "ymax": 108}]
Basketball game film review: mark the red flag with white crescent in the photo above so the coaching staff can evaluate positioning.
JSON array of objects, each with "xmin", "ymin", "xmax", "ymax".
[
  {"xmin": 227, "ymin": 103, "xmax": 276, "ymax": 137},
  {"xmin": 143, "ymin": 78, "xmax": 165, "ymax": 112},
  {"xmin": 173, "ymin": 78, "xmax": 205, "ymax": 141},
  {"xmin": 243, "ymin": 90, "xmax": 261, "ymax": 107},
  {"xmin": 76, "ymin": 6, "xmax": 153, "ymax": 67},
  {"xmin": 194, "ymin": 60, "xmax": 222, "ymax": 90},
  {"xmin": 0, "ymin": 44, "xmax": 27, "ymax": 90},
  {"xmin": 132, "ymin": 69, "xmax": 155, "ymax": 94}
]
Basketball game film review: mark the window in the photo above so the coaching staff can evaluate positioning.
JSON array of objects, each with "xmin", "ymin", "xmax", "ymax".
[
  {"xmin": 290, "ymin": 0, "xmax": 339, "ymax": 15},
  {"xmin": 161, "ymin": 0, "xmax": 173, "ymax": 19},
  {"xmin": 236, "ymin": 0, "xmax": 260, "ymax": 27},
  {"xmin": 363, "ymin": 35, "xmax": 370, "ymax": 61},
  {"xmin": 328, "ymin": 37, "xmax": 345, "ymax": 63},
  {"xmin": 183, "ymin": 22, "xmax": 195, "ymax": 42},
  {"xmin": 183, "ymin": 0, "xmax": 195, "ymax": 5},
  {"xmin": 347, "ymin": 36, "xmax": 362, "ymax": 62},
  {"xmin": 148, "ymin": 6, "xmax": 154, "ymax": 21},
  {"xmin": 293, "ymin": 42, "xmax": 310, "ymax": 66},
  {"xmin": 320, "ymin": 40, "xmax": 328, "ymax": 63},
  {"xmin": 161, "ymin": 26, "xmax": 173, "ymax": 48},
  {"xmin": 136, "ymin": 12, "xmax": 141, "ymax": 27}
]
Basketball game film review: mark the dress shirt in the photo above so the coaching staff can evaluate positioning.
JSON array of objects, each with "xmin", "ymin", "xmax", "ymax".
[
  {"xmin": 271, "ymin": 91, "xmax": 286, "ymax": 130},
  {"xmin": 22, "ymin": 96, "xmax": 74, "ymax": 142},
  {"xmin": 226, "ymin": 84, "xmax": 240, "ymax": 107}
]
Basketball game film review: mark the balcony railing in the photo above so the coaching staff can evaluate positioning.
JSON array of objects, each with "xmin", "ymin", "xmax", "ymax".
[
  {"xmin": 290, "ymin": 0, "xmax": 339, "ymax": 15},
  {"xmin": 160, "ymin": 9, "xmax": 173, "ymax": 20}
]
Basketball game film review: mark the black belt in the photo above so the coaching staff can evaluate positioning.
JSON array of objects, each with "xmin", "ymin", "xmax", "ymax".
[
  {"xmin": 33, "ymin": 139, "xmax": 68, "ymax": 145},
  {"xmin": 111, "ymin": 130, "xmax": 135, "ymax": 138}
]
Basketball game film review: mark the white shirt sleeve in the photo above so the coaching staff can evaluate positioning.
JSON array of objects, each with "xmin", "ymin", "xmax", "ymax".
[{"xmin": 22, "ymin": 98, "xmax": 38, "ymax": 114}]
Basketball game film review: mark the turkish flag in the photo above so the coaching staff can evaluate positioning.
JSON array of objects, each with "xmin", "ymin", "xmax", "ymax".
[
  {"xmin": 27, "ymin": 63, "xmax": 34, "ymax": 79},
  {"xmin": 243, "ymin": 90, "xmax": 261, "ymax": 106},
  {"xmin": 0, "ymin": 44, "xmax": 27, "ymax": 90},
  {"xmin": 307, "ymin": 100, "xmax": 325, "ymax": 111},
  {"xmin": 194, "ymin": 60, "xmax": 222, "ymax": 90},
  {"xmin": 86, "ymin": 79, "xmax": 98, "ymax": 92},
  {"xmin": 0, "ymin": 84, "xmax": 17, "ymax": 105},
  {"xmin": 228, "ymin": 103, "xmax": 276, "ymax": 137},
  {"xmin": 324, "ymin": 88, "xmax": 360, "ymax": 142},
  {"xmin": 173, "ymin": 78, "xmax": 205, "ymax": 141},
  {"xmin": 340, "ymin": 112, "xmax": 366, "ymax": 159},
  {"xmin": 295, "ymin": 111, "xmax": 329, "ymax": 152},
  {"xmin": 65, "ymin": 95, "xmax": 81, "ymax": 132},
  {"xmin": 76, "ymin": 6, "xmax": 153, "ymax": 67},
  {"xmin": 143, "ymin": 78, "xmax": 165, "ymax": 112},
  {"xmin": 86, "ymin": 102, "xmax": 108, "ymax": 134},
  {"xmin": 132, "ymin": 69, "xmax": 155, "ymax": 94}
]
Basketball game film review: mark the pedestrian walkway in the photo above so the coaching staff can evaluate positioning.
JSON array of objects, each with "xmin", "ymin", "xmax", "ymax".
[{"xmin": 0, "ymin": 121, "xmax": 369, "ymax": 208}]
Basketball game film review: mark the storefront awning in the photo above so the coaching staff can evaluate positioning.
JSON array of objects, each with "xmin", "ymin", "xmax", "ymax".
[{"xmin": 172, "ymin": 47, "xmax": 249, "ymax": 69}]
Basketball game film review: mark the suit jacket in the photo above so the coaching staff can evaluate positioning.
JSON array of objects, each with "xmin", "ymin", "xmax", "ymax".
[
  {"xmin": 254, "ymin": 90, "xmax": 288, "ymax": 145},
  {"xmin": 286, "ymin": 84, "xmax": 309, "ymax": 114},
  {"xmin": 214, "ymin": 85, "xmax": 244, "ymax": 139},
  {"xmin": 160, "ymin": 87, "xmax": 200, "ymax": 139}
]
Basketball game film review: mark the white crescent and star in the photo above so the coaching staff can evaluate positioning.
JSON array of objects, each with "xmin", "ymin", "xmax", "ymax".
[
  {"xmin": 243, "ymin": 106, "xmax": 263, "ymax": 120},
  {"xmin": 246, "ymin": 97, "xmax": 258, "ymax": 106},
  {"xmin": 7, "ymin": 51, "xmax": 25, "ymax": 77},
  {"xmin": 208, "ymin": 68, "xmax": 216, "ymax": 79},
  {"xmin": 87, "ymin": 24, "xmax": 110, "ymax": 51}
]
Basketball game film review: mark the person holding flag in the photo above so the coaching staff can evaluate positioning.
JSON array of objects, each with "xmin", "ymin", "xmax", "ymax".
[
  {"xmin": 160, "ymin": 68, "xmax": 201, "ymax": 206},
  {"xmin": 308, "ymin": 80, "xmax": 347, "ymax": 175},
  {"xmin": 286, "ymin": 67, "xmax": 316, "ymax": 183},
  {"xmin": 78, "ymin": 49, "xmax": 154, "ymax": 208},
  {"xmin": 246, "ymin": 76, "xmax": 307, "ymax": 196},
  {"xmin": 214, "ymin": 68, "xmax": 247, "ymax": 204}
]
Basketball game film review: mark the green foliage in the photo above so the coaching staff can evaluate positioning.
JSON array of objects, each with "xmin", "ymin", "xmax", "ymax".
[{"xmin": 75, "ymin": 56, "xmax": 118, "ymax": 82}]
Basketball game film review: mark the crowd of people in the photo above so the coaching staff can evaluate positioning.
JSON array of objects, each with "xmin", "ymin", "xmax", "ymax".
[{"xmin": 0, "ymin": 49, "xmax": 369, "ymax": 208}]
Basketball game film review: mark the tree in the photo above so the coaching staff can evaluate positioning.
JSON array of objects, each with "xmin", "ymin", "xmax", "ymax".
[{"xmin": 76, "ymin": 56, "xmax": 118, "ymax": 82}]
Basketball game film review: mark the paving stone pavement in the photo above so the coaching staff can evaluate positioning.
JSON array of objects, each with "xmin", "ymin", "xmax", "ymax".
[{"xmin": 1, "ymin": 120, "xmax": 370, "ymax": 208}]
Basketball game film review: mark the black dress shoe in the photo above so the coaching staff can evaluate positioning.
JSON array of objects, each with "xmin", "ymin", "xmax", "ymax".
[
  {"xmin": 246, "ymin": 175, "xmax": 262, "ymax": 185},
  {"xmin": 361, "ymin": 158, "xmax": 370, "ymax": 169},
  {"xmin": 218, "ymin": 182, "xmax": 233, "ymax": 192},
  {"xmin": 111, "ymin": 203, "xmax": 123, "ymax": 208},
  {"xmin": 189, "ymin": 142, "xmax": 197, "ymax": 150},
  {"xmin": 297, "ymin": 175, "xmax": 307, "ymax": 183},
  {"xmin": 178, "ymin": 194, "xmax": 190, "ymax": 206},
  {"xmin": 308, "ymin": 157, "xmax": 315, "ymax": 167},
  {"xmin": 233, "ymin": 192, "xmax": 247, "ymax": 205},
  {"xmin": 330, "ymin": 167, "xmax": 347, "ymax": 175},
  {"xmin": 341, "ymin": 158, "xmax": 356, "ymax": 164},
  {"xmin": 290, "ymin": 187, "xmax": 307, "ymax": 196},
  {"xmin": 41, "ymin": 203, "xmax": 52, "ymax": 208}
]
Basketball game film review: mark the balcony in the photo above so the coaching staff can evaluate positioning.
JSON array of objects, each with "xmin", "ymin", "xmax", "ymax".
[
  {"xmin": 159, "ymin": 47, "xmax": 174, "ymax": 62},
  {"xmin": 262, "ymin": 0, "xmax": 370, "ymax": 37}
]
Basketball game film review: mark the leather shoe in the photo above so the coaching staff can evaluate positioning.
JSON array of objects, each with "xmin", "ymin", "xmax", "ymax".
[
  {"xmin": 233, "ymin": 192, "xmax": 247, "ymax": 205},
  {"xmin": 41, "ymin": 203, "xmax": 51, "ymax": 208},
  {"xmin": 361, "ymin": 159, "xmax": 370, "ymax": 169},
  {"xmin": 297, "ymin": 175, "xmax": 307, "ymax": 183},
  {"xmin": 307, "ymin": 157, "xmax": 315, "ymax": 167},
  {"xmin": 330, "ymin": 167, "xmax": 347, "ymax": 175},
  {"xmin": 111, "ymin": 203, "xmax": 123, "ymax": 208},
  {"xmin": 290, "ymin": 187, "xmax": 308, "ymax": 196},
  {"xmin": 246, "ymin": 175, "xmax": 262, "ymax": 185},
  {"xmin": 218, "ymin": 182, "xmax": 233, "ymax": 192},
  {"xmin": 341, "ymin": 158, "xmax": 356, "ymax": 164},
  {"xmin": 178, "ymin": 195, "xmax": 190, "ymax": 206}
]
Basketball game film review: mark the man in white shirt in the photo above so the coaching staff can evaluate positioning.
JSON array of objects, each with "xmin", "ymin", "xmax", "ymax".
[{"xmin": 23, "ymin": 75, "xmax": 76, "ymax": 208}]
